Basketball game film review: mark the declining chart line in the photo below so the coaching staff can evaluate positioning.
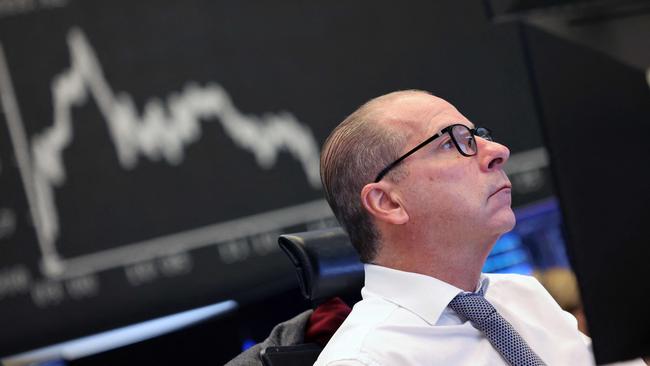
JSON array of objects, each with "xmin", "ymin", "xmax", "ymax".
[
  {"xmin": 0, "ymin": 44, "xmax": 52, "ymax": 271},
  {"xmin": 1, "ymin": 27, "xmax": 322, "ymax": 278}
]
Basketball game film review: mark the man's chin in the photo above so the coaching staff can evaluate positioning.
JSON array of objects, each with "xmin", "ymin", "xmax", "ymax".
[{"xmin": 495, "ymin": 209, "xmax": 517, "ymax": 234}]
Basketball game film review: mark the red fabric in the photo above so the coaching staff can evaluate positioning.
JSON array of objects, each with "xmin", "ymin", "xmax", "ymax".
[{"xmin": 305, "ymin": 297, "xmax": 352, "ymax": 347}]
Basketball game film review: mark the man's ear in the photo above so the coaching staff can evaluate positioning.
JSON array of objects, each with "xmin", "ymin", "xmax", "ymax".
[{"xmin": 360, "ymin": 182, "xmax": 409, "ymax": 225}]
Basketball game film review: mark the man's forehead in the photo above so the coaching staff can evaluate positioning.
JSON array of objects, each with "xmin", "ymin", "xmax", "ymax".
[{"xmin": 377, "ymin": 92, "xmax": 471, "ymax": 135}]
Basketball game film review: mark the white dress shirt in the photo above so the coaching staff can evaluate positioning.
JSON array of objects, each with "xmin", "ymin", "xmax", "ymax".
[{"xmin": 314, "ymin": 264, "xmax": 627, "ymax": 366}]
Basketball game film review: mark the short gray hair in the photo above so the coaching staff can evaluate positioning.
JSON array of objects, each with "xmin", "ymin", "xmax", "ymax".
[{"xmin": 320, "ymin": 91, "xmax": 426, "ymax": 262}]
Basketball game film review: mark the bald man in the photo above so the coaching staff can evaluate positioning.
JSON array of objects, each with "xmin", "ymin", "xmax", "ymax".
[{"xmin": 316, "ymin": 90, "xmax": 645, "ymax": 365}]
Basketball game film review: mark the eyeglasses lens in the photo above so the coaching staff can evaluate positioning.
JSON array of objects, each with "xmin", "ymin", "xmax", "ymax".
[
  {"xmin": 451, "ymin": 125, "xmax": 477, "ymax": 155},
  {"xmin": 475, "ymin": 127, "xmax": 493, "ymax": 141}
]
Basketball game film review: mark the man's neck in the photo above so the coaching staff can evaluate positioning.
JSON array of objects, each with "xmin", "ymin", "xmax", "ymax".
[{"xmin": 374, "ymin": 233, "xmax": 496, "ymax": 292}]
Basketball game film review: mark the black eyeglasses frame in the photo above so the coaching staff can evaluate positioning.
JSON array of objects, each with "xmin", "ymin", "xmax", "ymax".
[{"xmin": 373, "ymin": 124, "xmax": 492, "ymax": 183}]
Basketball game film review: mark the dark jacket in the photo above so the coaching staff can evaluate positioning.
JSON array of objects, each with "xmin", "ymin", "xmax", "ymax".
[{"xmin": 225, "ymin": 309, "xmax": 313, "ymax": 366}]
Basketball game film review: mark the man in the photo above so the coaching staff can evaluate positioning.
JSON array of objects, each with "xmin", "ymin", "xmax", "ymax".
[{"xmin": 316, "ymin": 90, "xmax": 645, "ymax": 365}]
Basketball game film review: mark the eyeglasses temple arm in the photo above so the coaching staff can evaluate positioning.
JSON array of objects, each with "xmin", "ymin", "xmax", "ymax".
[{"xmin": 373, "ymin": 133, "xmax": 440, "ymax": 182}]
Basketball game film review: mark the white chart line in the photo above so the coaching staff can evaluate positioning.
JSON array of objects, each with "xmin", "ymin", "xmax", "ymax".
[
  {"xmin": 2, "ymin": 27, "xmax": 323, "ymax": 278},
  {"xmin": 53, "ymin": 199, "xmax": 333, "ymax": 280},
  {"xmin": 35, "ymin": 27, "xmax": 322, "ymax": 277},
  {"xmin": 0, "ymin": 44, "xmax": 63, "ymax": 271}
]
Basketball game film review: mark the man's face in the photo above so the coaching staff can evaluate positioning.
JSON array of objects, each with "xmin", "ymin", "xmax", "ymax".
[{"xmin": 384, "ymin": 94, "xmax": 515, "ymax": 240}]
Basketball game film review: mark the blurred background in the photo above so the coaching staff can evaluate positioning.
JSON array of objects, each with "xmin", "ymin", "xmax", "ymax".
[{"xmin": 0, "ymin": 0, "xmax": 648, "ymax": 364}]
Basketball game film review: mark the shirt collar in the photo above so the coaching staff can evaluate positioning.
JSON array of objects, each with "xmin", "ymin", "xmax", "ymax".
[{"xmin": 363, "ymin": 264, "xmax": 490, "ymax": 325}]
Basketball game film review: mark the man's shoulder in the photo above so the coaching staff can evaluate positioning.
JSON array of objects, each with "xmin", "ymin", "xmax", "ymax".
[{"xmin": 314, "ymin": 296, "xmax": 405, "ymax": 365}]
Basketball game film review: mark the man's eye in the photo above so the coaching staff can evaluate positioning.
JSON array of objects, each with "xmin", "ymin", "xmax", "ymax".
[{"xmin": 440, "ymin": 139, "xmax": 454, "ymax": 150}]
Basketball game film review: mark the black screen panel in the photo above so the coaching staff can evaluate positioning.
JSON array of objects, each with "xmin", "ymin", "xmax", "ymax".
[{"xmin": 523, "ymin": 25, "xmax": 650, "ymax": 363}]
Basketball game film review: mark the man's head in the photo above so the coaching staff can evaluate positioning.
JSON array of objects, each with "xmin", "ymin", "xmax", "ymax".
[{"xmin": 321, "ymin": 90, "xmax": 514, "ymax": 264}]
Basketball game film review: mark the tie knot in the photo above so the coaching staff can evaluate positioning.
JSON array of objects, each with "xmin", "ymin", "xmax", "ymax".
[{"xmin": 448, "ymin": 293, "xmax": 496, "ymax": 324}]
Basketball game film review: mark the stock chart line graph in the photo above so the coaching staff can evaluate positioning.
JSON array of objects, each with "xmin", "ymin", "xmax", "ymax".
[{"xmin": 0, "ymin": 27, "xmax": 325, "ymax": 279}]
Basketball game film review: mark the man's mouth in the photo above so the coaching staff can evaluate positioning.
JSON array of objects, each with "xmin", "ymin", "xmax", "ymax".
[{"xmin": 490, "ymin": 183, "xmax": 512, "ymax": 198}]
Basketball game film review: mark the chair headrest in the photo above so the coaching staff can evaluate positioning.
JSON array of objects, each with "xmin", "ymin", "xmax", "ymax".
[{"xmin": 278, "ymin": 227, "xmax": 364, "ymax": 305}]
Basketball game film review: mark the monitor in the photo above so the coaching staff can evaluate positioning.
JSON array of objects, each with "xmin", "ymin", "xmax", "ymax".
[
  {"xmin": 0, "ymin": 0, "xmax": 555, "ymax": 358},
  {"xmin": 522, "ymin": 24, "xmax": 650, "ymax": 363}
]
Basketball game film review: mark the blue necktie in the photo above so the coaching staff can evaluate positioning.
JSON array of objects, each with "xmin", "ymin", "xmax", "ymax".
[{"xmin": 448, "ymin": 291, "xmax": 546, "ymax": 366}]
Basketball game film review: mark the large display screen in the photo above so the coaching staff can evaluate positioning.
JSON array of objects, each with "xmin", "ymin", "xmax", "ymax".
[{"xmin": 0, "ymin": 0, "xmax": 553, "ymax": 355}]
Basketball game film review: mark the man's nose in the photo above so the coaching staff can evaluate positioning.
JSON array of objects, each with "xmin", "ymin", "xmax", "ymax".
[{"xmin": 477, "ymin": 137, "xmax": 510, "ymax": 172}]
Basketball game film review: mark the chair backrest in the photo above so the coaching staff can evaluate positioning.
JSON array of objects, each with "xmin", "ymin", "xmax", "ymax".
[
  {"xmin": 278, "ymin": 227, "xmax": 364, "ymax": 305},
  {"xmin": 244, "ymin": 228, "xmax": 362, "ymax": 366}
]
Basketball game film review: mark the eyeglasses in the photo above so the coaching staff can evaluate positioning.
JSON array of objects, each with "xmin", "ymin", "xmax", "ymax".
[{"xmin": 374, "ymin": 124, "xmax": 493, "ymax": 182}]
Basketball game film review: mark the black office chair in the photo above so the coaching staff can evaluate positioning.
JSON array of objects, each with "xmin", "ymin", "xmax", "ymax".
[
  {"xmin": 264, "ymin": 227, "xmax": 364, "ymax": 366},
  {"xmin": 227, "ymin": 227, "xmax": 364, "ymax": 366},
  {"xmin": 278, "ymin": 227, "xmax": 364, "ymax": 306}
]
